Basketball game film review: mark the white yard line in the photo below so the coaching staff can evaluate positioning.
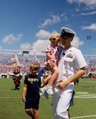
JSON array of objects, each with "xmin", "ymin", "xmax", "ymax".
[
  {"xmin": 70, "ymin": 92, "xmax": 96, "ymax": 98},
  {"xmin": 71, "ymin": 115, "xmax": 96, "ymax": 119},
  {"xmin": 1, "ymin": 93, "xmax": 96, "ymax": 99},
  {"xmin": 0, "ymin": 97, "xmax": 21, "ymax": 98},
  {"xmin": 76, "ymin": 92, "xmax": 88, "ymax": 94},
  {"xmin": 75, "ymin": 94, "xmax": 96, "ymax": 98}
]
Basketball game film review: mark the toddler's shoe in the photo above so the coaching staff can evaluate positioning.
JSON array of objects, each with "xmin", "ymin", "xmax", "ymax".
[
  {"xmin": 54, "ymin": 87, "xmax": 59, "ymax": 93},
  {"xmin": 46, "ymin": 86, "xmax": 53, "ymax": 95},
  {"xmin": 40, "ymin": 87, "xmax": 49, "ymax": 99}
]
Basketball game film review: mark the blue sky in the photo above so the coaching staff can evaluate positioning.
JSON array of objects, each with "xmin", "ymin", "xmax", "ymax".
[{"xmin": 0, "ymin": 0, "xmax": 96, "ymax": 55}]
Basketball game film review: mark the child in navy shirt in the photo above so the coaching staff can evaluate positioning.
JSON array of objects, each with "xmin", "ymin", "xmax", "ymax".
[{"xmin": 22, "ymin": 62, "xmax": 43, "ymax": 119}]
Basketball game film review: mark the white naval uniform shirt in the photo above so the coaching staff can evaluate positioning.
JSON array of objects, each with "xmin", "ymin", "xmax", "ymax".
[{"xmin": 57, "ymin": 46, "xmax": 87, "ymax": 82}]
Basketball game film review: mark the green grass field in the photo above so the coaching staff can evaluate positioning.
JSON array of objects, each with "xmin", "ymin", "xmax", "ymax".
[{"xmin": 0, "ymin": 78, "xmax": 96, "ymax": 119}]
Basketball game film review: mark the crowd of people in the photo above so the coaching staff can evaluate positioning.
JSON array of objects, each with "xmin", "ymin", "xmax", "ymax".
[{"xmin": 21, "ymin": 27, "xmax": 87, "ymax": 119}]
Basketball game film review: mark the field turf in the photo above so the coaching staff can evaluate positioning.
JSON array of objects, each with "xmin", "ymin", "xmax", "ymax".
[{"xmin": 0, "ymin": 78, "xmax": 96, "ymax": 119}]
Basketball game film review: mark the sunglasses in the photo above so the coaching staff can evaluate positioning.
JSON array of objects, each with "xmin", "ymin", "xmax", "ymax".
[{"xmin": 49, "ymin": 38, "xmax": 59, "ymax": 41}]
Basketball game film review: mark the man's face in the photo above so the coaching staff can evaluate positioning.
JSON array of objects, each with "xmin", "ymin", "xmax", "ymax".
[
  {"xmin": 61, "ymin": 37, "xmax": 72, "ymax": 45},
  {"xmin": 60, "ymin": 37, "xmax": 73, "ymax": 49}
]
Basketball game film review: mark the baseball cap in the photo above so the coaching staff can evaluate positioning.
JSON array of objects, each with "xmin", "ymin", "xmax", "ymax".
[{"xmin": 60, "ymin": 27, "xmax": 76, "ymax": 39}]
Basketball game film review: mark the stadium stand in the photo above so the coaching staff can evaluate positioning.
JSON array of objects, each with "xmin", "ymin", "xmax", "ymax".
[
  {"xmin": 0, "ymin": 50, "xmax": 46, "ymax": 78},
  {"xmin": 0, "ymin": 50, "xmax": 96, "ymax": 78}
]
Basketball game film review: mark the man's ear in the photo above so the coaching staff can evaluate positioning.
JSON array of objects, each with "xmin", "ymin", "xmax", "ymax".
[{"xmin": 70, "ymin": 38, "xmax": 73, "ymax": 41}]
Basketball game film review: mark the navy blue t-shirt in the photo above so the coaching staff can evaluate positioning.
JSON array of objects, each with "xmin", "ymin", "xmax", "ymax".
[
  {"xmin": 24, "ymin": 74, "xmax": 41, "ymax": 98},
  {"xmin": 24, "ymin": 68, "xmax": 44, "ymax": 98}
]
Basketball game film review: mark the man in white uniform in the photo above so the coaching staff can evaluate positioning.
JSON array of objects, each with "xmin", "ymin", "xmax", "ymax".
[{"xmin": 52, "ymin": 27, "xmax": 87, "ymax": 119}]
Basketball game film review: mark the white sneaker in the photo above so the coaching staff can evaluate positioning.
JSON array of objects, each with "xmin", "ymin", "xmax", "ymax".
[
  {"xmin": 40, "ymin": 87, "xmax": 49, "ymax": 99},
  {"xmin": 54, "ymin": 87, "xmax": 59, "ymax": 93},
  {"xmin": 40, "ymin": 87, "xmax": 45, "ymax": 94},
  {"xmin": 40, "ymin": 92, "xmax": 43, "ymax": 96},
  {"xmin": 46, "ymin": 86, "xmax": 53, "ymax": 95}
]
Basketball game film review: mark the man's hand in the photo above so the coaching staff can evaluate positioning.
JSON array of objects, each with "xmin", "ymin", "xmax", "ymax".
[{"xmin": 57, "ymin": 80, "xmax": 69, "ymax": 90}]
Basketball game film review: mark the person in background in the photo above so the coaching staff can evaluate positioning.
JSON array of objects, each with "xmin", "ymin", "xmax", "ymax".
[
  {"xmin": 52, "ymin": 27, "xmax": 87, "ymax": 119},
  {"xmin": 12, "ymin": 66, "xmax": 22, "ymax": 90},
  {"xmin": 67, "ymin": 90, "xmax": 75, "ymax": 119},
  {"xmin": 22, "ymin": 62, "xmax": 42, "ymax": 119}
]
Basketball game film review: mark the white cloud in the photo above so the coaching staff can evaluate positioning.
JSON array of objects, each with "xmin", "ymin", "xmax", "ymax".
[
  {"xmin": 2, "ymin": 34, "xmax": 23, "ymax": 44},
  {"xmin": 64, "ymin": 16, "xmax": 68, "ymax": 20},
  {"xmin": 20, "ymin": 42, "xmax": 31, "ymax": 50},
  {"xmin": 32, "ymin": 36, "xmax": 84, "ymax": 55},
  {"xmin": 82, "ymin": 24, "xmax": 96, "ymax": 30},
  {"xmin": 32, "ymin": 39, "xmax": 50, "ymax": 55},
  {"xmin": 36, "ymin": 29, "xmax": 51, "ymax": 39},
  {"xmin": 75, "ymin": 8, "xmax": 80, "ymax": 12},
  {"xmin": 61, "ymin": 13, "xmax": 66, "ymax": 17},
  {"xmin": 67, "ymin": 0, "xmax": 96, "ymax": 8},
  {"xmin": 40, "ymin": 15, "xmax": 60, "ymax": 27},
  {"xmin": 71, "ymin": 36, "xmax": 84, "ymax": 48},
  {"xmin": 31, "ymin": 29, "xmax": 59, "ymax": 55},
  {"xmin": 81, "ymin": 11, "xmax": 96, "ymax": 16},
  {"xmin": 67, "ymin": 0, "xmax": 74, "ymax": 4}
]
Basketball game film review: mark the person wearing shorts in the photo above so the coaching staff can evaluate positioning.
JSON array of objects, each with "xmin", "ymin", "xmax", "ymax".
[{"xmin": 22, "ymin": 62, "xmax": 42, "ymax": 119}]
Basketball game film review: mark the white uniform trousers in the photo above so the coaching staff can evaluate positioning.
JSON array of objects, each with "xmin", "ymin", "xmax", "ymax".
[{"xmin": 52, "ymin": 83, "xmax": 74, "ymax": 119}]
